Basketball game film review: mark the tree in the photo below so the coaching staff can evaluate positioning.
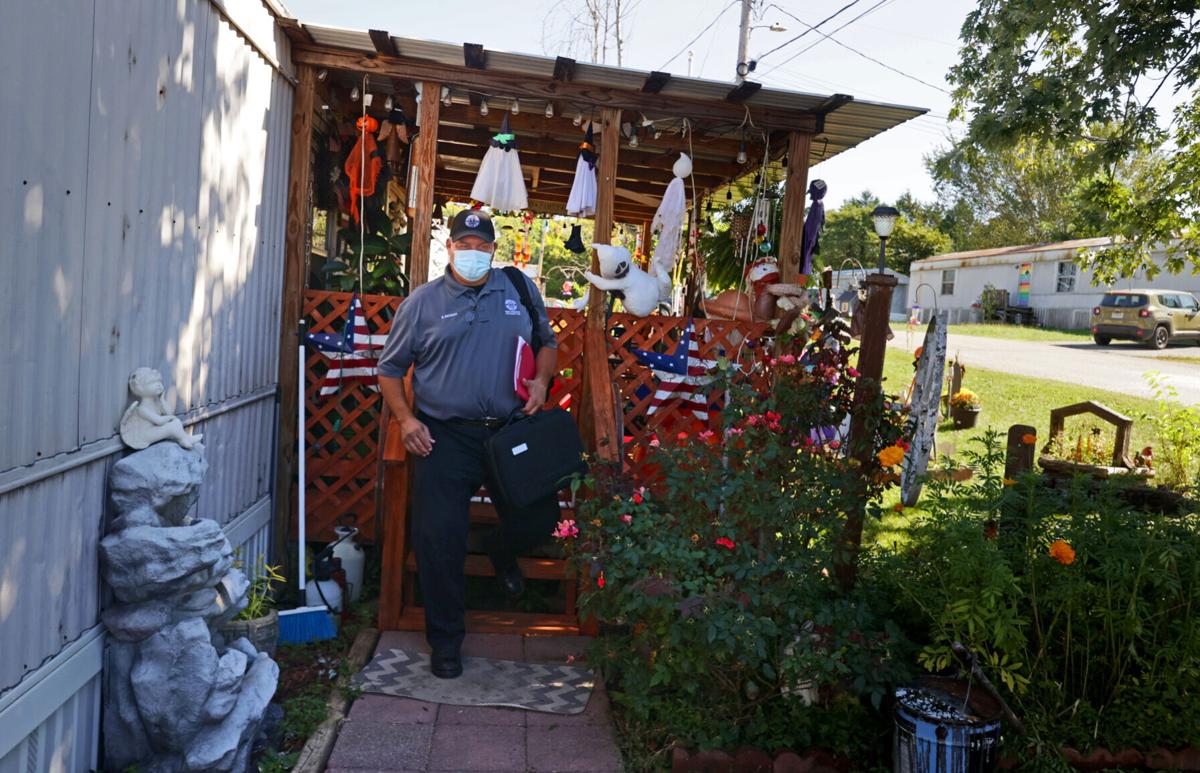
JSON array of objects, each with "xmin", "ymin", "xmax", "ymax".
[
  {"xmin": 541, "ymin": 0, "xmax": 640, "ymax": 65},
  {"xmin": 926, "ymin": 138, "xmax": 1107, "ymax": 251},
  {"xmin": 949, "ymin": 0, "xmax": 1200, "ymax": 281},
  {"xmin": 818, "ymin": 191, "xmax": 953, "ymax": 275}
]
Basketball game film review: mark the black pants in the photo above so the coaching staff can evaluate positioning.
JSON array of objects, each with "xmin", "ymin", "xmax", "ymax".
[{"xmin": 410, "ymin": 413, "xmax": 561, "ymax": 653}]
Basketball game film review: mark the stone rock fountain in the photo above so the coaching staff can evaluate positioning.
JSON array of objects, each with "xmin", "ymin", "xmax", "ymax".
[{"xmin": 100, "ymin": 437, "xmax": 279, "ymax": 772}]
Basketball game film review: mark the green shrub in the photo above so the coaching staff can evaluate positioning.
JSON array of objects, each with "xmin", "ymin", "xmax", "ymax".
[
  {"xmin": 1139, "ymin": 372, "xmax": 1200, "ymax": 491},
  {"xmin": 879, "ymin": 432, "xmax": 1200, "ymax": 752},
  {"xmin": 563, "ymin": 316, "xmax": 913, "ymax": 762}
]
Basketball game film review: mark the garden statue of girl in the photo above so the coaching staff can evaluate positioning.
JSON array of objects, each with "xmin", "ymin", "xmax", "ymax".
[{"xmin": 119, "ymin": 367, "xmax": 203, "ymax": 450}]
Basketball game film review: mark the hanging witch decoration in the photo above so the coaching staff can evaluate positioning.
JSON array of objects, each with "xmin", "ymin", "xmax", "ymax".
[
  {"xmin": 470, "ymin": 113, "xmax": 528, "ymax": 212},
  {"xmin": 799, "ymin": 179, "xmax": 827, "ymax": 279},
  {"xmin": 567, "ymin": 123, "xmax": 598, "ymax": 218}
]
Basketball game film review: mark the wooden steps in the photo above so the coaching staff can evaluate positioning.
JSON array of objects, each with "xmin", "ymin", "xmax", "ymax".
[
  {"xmin": 404, "ymin": 551, "xmax": 573, "ymax": 581},
  {"xmin": 393, "ymin": 606, "xmax": 581, "ymax": 636}
]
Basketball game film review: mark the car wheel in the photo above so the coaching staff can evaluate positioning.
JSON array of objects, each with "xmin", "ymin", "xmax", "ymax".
[
  {"xmin": 1149, "ymin": 325, "xmax": 1170, "ymax": 349},
  {"xmin": 1093, "ymin": 335, "xmax": 1111, "ymax": 346}
]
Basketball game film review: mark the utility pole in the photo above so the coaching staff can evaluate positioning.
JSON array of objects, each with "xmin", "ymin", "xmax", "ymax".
[{"xmin": 735, "ymin": 0, "xmax": 753, "ymax": 82}]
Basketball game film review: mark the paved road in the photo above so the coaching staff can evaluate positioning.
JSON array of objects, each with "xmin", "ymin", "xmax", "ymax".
[{"xmin": 887, "ymin": 333, "xmax": 1200, "ymax": 405}]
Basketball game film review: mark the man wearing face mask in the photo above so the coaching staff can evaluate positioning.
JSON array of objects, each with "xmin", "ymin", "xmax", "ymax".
[{"xmin": 376, "ymin": 208, "xmax": 560, "ymax": 679}]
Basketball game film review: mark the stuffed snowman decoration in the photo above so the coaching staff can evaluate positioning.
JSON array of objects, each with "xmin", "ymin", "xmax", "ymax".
[{"xmin": 582, "ymin": 243, "xmax": 661, "ymax": 316}]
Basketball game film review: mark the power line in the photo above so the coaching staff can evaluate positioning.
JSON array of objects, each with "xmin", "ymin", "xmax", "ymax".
[
  {"xmin": 757, "ymin": 0, "xmax": 898, "ymax": 78},
  {"xmin": 754, "ymin": 0, "xmax": 867, "ymax": 62},
  {"xmin": 658, "ymin": 0, "xmax": 741, "ymax": 71},
  {"xmin": 765, "ymin": 5, "xmax": 950, "ymax": 94}
]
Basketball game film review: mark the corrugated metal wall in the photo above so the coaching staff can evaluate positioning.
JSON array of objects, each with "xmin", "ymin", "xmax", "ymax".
[{"xmin": 0, "ymin": 0, "xmax": 294, "ymax": 768}]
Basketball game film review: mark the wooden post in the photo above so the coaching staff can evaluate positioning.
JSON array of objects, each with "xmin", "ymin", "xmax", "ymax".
[
  {"xmin": 579, "ymin": 107, "xmax": 622, "ymax": 463},
  {"xmin": 408, "ymin": 81, "xmax": 441, "ymax": 289},
  {"xmin": 274, "ymin": 62, "xmax": 316, "ymax": 568},
  {"xmin": 777, "ymin": 132, "xmax": 813, "ymax": 285},
  {"xmin": 639, "ymin": 220, "xmax": 652, "ymax": 267},
  {"xmin": 1005, "ymin": 424, "xmax": 1037, "ymax": 479},
  {"xmin": 834, "ymin": 272, "xmax": 898, "ymax": 591}
]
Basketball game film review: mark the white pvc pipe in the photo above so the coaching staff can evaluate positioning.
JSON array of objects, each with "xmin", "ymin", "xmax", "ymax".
[{"xmin": 298, "ymin": 340, "xmax": 306, "ymax": 592}]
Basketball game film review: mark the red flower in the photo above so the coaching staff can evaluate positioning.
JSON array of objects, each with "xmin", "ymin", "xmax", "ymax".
[
  {"xmin": 766, "ymin": 411, "xmax": 782, "ymax": 423},
  {"xmin": 632, "ymin": 493, "xmax": 643, "ymax": 504},
  {"xmin": 676, "ymin": 431, "xmax": 689, "ymax": 442},
  {"xmin": 597, "ymin": 572, "xmax": 606, "ymax": 589},
  {"xmin": 746, "ymin": 415, "xmax": 761, "ymax": 427},
  {"xmin": 715, "ymin": 537, "xmax": 736, "ymax": 550}
]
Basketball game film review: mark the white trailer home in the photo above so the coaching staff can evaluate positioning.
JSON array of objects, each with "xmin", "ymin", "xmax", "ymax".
[{"xmin": 906, "ymin": 238, "xmax": 1200, "ymax": 329}]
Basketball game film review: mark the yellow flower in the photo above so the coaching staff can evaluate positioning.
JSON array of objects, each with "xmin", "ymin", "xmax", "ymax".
[
  {"xmin": 591, "ymin": 518, "xmax": 602, "ymax": 527},
  {"xmin": 1002, "ymin": 478, "xmax": 1016, "ymax": 487},
  {"xmin": 690, "ymin": 533, "xmax": 700, "ymax": 544},
  {"xmin": 877, "ymin": 444, "xmax": 905, "ymax": 467},
  {"xmin": 1049, "ymin": 540, "xmax": 1076, "ymax": 566}
]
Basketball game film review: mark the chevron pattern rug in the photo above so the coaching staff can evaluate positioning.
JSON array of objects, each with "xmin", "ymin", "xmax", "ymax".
[{"xmin": 353, "ymin": 648, "xmax": 596, "ymax": 714}]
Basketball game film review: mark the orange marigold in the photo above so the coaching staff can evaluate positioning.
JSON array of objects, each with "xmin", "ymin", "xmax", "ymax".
[
  {"xmin": 877, "ymin": 444, "xmax": 905, "ymax": 467},
  {"xmin": 1002, "ymin": 478, "xmax": 1016, "ymax": 487},
  {"xmin": 1048, "ymin": 539, "xmax": 1076, "ymax": 565},
  {"xmin": 1022, "ymin": 433, "xmax": 1037, "ymax": 446}
]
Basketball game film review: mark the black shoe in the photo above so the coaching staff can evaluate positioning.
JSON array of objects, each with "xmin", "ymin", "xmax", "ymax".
[
  {"xmin": 496, "ymin": 562, "xmax": 525, "ymax": 597},
  {"xmin": 430, "ymin": 650, "xmax": 462, "ymax": 679}
]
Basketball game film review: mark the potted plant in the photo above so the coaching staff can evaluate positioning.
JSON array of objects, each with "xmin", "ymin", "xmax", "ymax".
[
  {"xmin": 219, "ymin": 559, "xmax": 284, "ymax": 656},
  {"xmin": 949, "ymin": 389, "xmax": 982, "ymax": 429}
]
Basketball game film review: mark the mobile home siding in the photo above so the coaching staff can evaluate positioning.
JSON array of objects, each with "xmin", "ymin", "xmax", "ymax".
[{"xmin": 0, "ymin": 1, "xmax": 293, "ymax": 768}]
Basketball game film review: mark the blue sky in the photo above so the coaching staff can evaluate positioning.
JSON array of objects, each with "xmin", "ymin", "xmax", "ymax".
[{"xmin": 283, "ymin": 0, "xmax": 972, "ymax": 208}]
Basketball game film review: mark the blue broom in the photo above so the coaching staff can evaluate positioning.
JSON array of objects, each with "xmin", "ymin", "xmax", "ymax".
[{"xmin": 278, "ymin": 325, "xmax": 337, "ymax": 645}]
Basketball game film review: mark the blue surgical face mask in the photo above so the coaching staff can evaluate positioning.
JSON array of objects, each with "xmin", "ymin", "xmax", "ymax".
[{"xmin": 452, "ymin": 248, "xmax": 493, "ymax": 281}]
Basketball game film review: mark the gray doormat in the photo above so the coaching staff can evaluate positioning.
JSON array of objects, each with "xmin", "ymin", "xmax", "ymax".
[{"xmin": 353, "ymin": 648, "xmax": 595, "ymax": 715}]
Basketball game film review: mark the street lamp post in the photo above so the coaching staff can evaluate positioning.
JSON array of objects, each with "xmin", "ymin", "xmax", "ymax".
[{"xmin": 870, "ymin": 205, "xmax": 899, "ymax": 274}]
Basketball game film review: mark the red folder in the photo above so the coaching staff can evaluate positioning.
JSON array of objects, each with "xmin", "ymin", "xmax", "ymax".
[{"xmin": 514, "ymin": 335, "xmax": 536, "ymax": 400}]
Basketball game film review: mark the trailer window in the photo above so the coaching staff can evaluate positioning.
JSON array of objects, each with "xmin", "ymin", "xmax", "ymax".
[
  {"xmin": 940, "ymin": 269, "xmax": 956, "ymax": 295},
  {"xmin": 1056, "ymin": 261, "xmax": 1077, "ymax": 293}
]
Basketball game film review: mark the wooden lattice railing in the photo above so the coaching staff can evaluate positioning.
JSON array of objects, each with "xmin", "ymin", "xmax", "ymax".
[
  {"xmin": 606, "ymin": 313, "xmax": 772, "ymax": 457},
  {"xmin": 295, "ymin": 288, "xmax": 586, "ymax": 543}
]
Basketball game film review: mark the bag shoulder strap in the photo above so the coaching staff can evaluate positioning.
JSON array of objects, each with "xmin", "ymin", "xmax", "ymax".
[{"xmin": 501, "ymin": 266, "xmax": 542, "ymax": 352}]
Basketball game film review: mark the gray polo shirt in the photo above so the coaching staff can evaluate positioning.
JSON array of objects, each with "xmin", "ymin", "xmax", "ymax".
[{"xmin": 377, "ymin": 268, "xmax": 557, "ymax": 421}]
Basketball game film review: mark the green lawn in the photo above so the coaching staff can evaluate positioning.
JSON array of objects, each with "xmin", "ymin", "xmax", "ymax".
[
  {"xmin": 866, "ymin": 350, "xmax": 1155, "ymax": 549},
  {"xmin": 945, "ymin": 323, "xmax": 1093, "ymax": 343}
]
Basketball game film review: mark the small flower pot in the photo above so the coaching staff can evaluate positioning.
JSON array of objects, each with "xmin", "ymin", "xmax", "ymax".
[
  {"xmin": 950, "ymin": 405, "xmax": 981, "ymax": 429},
  {"xmin": 218, "ymin": 609, "xmax": 278, "ymax": 656}
]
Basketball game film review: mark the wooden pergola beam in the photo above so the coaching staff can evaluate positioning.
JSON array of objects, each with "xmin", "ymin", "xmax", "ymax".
[
  {"xmin": 777, "ymin": 131, "xmax": 813, "ymax": 285},
  {"xmin": 368, "ymin": 29, "xmax": 399, "ymax": 57},
  {"xmin": 437, "ymin": 103, "xmax": 764, "ymax": 157},
  {"xmin": 408, "ymin": 81, "xmax": 441, "ymax": 288},
  {"xmin": 726, "ymin": 81, "xmax": 762, "ymax": 103},
  {"xmin": 463, "ymin": 42, "xmax": 486, "ymax": 69},
  {"xmin": 553, "ymin": 56, "xmax": 576, "ymax": 82},
  {"xmin": 291, "ymin": 45, "xmax": 822, "ymax": 128},
  {"xmin": 642, "ymin": 71, "xmax": 670, "ymax": 93},
  {"xmin": 275, "ymin": 62, "xmax": 317, "ymax": 569}
]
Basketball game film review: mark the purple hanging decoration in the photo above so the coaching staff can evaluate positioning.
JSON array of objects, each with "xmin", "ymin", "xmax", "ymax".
[{"xmin": 799, "ymin": 179, "xmax": 827, "ymax": 276}]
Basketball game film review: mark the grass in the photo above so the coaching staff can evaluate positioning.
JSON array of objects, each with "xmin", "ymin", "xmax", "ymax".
[
  {"xmin": 1161, "ymin": 355, "xmax": 1200, "ymax": 366},
  {"xmin": 945, "ymin": 323, "xmax": 1092, "ymax": 343},
  {"xmin": 866, "ymin": 349, "xmax": 1156, "ymax": 550}
]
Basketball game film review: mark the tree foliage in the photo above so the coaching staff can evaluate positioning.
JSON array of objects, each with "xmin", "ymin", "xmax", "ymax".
[
  {"xmin": 818, "ymin": 191, "xmax": 952, "ymax": 275},
  {"xmin": 949, "ymin": 0, "xmax": 1200, "ymax": 280}
]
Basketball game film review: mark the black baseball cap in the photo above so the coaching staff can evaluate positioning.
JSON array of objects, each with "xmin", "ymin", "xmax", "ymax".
[{"xmin": 449, "ymin": 208, "xmax": 496, "ymax": 243}]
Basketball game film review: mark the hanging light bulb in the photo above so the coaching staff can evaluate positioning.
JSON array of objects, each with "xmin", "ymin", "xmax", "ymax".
[
  {"xmin": 736, "ymin": 141, "xmax": 747, "ymax": 165},
  {"xmin": 511, "ymin": 98, "xmax": 520, "ymax": 115},
  {"xmin": 726, "ymin": 188, "xmax": 733, "ymax": 202},
  {"xmin": 441, "ymin": 86, "xmax": 452, "ymax": 107},
  {"xmin": 654, "ymin": 130, "xmax": 662, "ymax": 140},
  {"xmin": 350, "ymin": 86, "xmax": 360, "ymax": 102},
  {"xmin": 317, "ymin": 69, "xmax": 328, "ymax": 81},
  {"xmin": 480, "ymin": 98, "xmax": 489, "ymax": 116},
  {"xmin": 545, "ymin": 102, "xmax": 554, "ymax": 118},
  {"xmin": 629, "ymin": 129, "xmax": 639, "ymax": 148},
  {"xmin": 573, "ymin": 111, "xmax": 582, "ymax": 126},
  {"xmin": 383, "ymin": 95, "xmax": 394, "ymax": 111}
]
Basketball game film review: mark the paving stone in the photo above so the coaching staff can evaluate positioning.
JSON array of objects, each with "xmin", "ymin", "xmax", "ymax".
[
  {"xmin": 523, "ymin": 635, "xmax": 592, "ymax": 664},
  {"xmin": 526, "ymin": 681, "xmax": 610, "ymax": 727},
  {"xmin": 347, "ymin": 695, "xmax": 438, "ymax": 724},
  {"xmin": 527, "ymin": 724, "xmax": 624, "ymax": 772},
  {"xmin": 461, "ymin": 633, "xmax": 525, "ymax": 660},
  {"xmin": 437, "ymin": 704, "xmax": 527, "ymax": 726},
  {"xmin": 429, "ymin": 723, "xmax": 526, "ymax": 771},
  {"xmin": 327, "ymin": 720, "xmax": 433, "ymax": 770},
  {"xmin": 376, "ymin": 630, "xmax": 429, "ymax": 655}
]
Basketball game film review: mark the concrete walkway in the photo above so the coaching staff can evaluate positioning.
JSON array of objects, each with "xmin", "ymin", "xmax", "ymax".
[
  {"xmin": 888, "ymin": 332, "xmax": 1200, "ymax": 404},
  {"xmin": 327, "ymin": 632, "xmax": 623, "ymax": 773}
]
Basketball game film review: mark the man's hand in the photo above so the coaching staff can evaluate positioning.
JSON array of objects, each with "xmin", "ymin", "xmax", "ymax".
[
  {"xmin": 400, "ymin": 416, "xmax": 435, "ymax": 456},
  {"xmin": 521, "ymin": 377, "xmax": 549, "ymax": 415}
]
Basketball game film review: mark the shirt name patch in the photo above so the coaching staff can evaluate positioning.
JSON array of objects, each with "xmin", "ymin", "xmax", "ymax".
[
  {"xmin": 440, "ymin": 312, "xmax": 459, "ymax": 319},
  {"xmin": 504, "ymin": 298, "xmax": 522, "ymax": 316}
]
